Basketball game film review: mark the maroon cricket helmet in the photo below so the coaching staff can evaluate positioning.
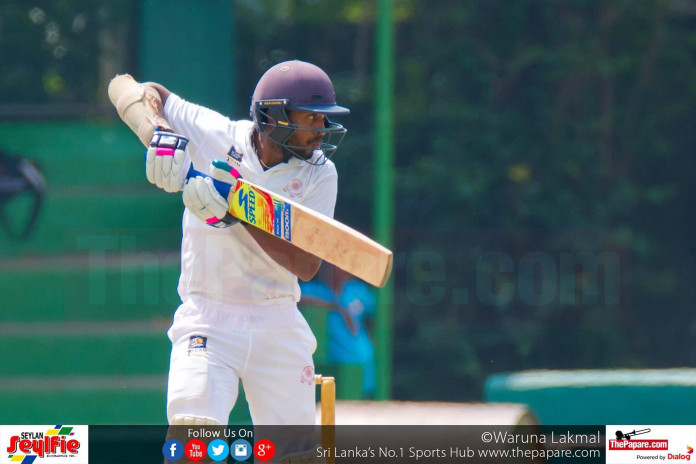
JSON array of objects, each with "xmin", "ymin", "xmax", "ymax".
[
  {"xmin": 252, "ymin": 60, "xmax": 349, "ymax": 115},
  {"xmin": 250, "ymin": 60, "xmax": 349, "ymax": 164}
]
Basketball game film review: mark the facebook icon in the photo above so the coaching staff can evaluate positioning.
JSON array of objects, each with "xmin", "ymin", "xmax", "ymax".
[{"xmin": 163, "ymin": 439, "xmax": 184, "ymax": 461}]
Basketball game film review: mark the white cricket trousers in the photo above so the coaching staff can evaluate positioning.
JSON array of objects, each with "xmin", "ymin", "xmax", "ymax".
[{"xmin": 166, "ymin": 296, "xmax": 318, "ymax": 425}]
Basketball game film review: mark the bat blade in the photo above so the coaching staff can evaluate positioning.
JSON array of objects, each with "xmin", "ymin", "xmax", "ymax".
[{"xmin": 224, "ymin": 172, "xmax": 393, "ymax": 288}]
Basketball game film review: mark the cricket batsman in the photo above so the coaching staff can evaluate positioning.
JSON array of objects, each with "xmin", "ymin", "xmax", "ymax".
[{"xmin": 135, "ymin": 60, "xmax": 350, "ymax": 427}]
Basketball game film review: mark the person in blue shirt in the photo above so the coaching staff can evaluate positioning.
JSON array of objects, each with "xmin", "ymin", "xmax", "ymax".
[{"xmin": 300, "ymin": 265, "xmax": 377, "ymax": 397}]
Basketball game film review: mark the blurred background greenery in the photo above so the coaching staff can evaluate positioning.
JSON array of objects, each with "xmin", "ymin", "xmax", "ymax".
[{"xmin": 1, "ymin": 0, "xmax": 696, "ymax": 423}]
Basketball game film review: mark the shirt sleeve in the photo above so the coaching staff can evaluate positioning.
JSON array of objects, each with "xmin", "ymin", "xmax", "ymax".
[
  {"xmin": 301, "ymin": 161, "xmax": 338, "ymax": 219},
  {"xmin": 163, "ymin": 93, "xmax": 235, "ymax": 172}
]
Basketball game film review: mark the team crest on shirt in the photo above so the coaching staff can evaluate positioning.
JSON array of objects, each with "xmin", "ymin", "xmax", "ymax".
[
  {"xmin": 300, "ymin": 365, "xmax": 315, "ymax": 385},
  {"xmin": 227, "ymin": 145, "xmax": 243, "ymax": 166},
  {"xmin": 188, "ymin": 335, "xmax": 208, "ymax": 356},
  {"xmin": 283, "ymin": 178, "xmax": 304, "ymax": 199}
]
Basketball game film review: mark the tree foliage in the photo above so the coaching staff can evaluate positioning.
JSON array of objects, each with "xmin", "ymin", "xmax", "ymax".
[{"xmin": 0, "ymin": 1, "xmax": 137, "ymax": 106}]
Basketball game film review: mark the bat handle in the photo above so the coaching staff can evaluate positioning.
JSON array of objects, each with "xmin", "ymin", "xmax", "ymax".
[{"xmin": 186, "ymin": 166, "xmax": 233, "ymax": 198}]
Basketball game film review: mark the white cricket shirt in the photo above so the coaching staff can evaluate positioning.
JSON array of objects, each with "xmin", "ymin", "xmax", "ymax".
[{"xmin": 164, "ymin": 94, "xmax": 338, "ymax": 307}]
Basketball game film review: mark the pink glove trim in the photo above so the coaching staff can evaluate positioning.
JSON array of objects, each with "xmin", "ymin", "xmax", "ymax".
[
  {"xmin": 229, "ymin": 166, "xmax": 241, "ymax": 179},
  {"xmin": 156, "ymin": 148, "xmax": 175, "ymax": 156},
  {"xmin": 206, "ymin": 217, "xmax": 220, "ymax": 224}
]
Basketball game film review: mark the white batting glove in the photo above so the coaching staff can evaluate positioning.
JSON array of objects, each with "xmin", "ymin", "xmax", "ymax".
[
  {"xmin": 182, "ymin": 176, "xmax": 239, "ymax": 228},
  {"xmin": 145, "ymin": 129, "xmax": 191, "ymax": 192}
]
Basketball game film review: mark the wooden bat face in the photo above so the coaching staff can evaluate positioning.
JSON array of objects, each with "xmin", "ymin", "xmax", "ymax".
[{"xmin": 227, "ymin": 175, "xmax": 393, "ymax": 288}]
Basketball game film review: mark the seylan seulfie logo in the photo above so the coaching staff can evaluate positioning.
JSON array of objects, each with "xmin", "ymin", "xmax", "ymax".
[{"xmin": 1, "ymin": 426, "xmax": 88, "ymax": 464}]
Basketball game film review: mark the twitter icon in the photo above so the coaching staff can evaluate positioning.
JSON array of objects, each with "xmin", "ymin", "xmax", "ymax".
[{"xmin": 208, "ymin": 439, "xmax": 229, "ymax": 462}]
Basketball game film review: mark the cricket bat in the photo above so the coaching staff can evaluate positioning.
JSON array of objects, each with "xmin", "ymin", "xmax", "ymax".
[{"xmin": 108, "ymin": 74, "xmax": 393, "ymax": 287}]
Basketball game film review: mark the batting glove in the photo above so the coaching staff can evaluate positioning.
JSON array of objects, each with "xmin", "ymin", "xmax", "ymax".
[
  {"xmin": 145, "ymin": 129, "xmax": 191, "ymax": 193},
  {"xmin": 208, "ymin": 159, "xmax": 243, "ymax": 185},
  {"xmin": 183, "ymin": 176, "xmax": 240, "ymax": 228}
]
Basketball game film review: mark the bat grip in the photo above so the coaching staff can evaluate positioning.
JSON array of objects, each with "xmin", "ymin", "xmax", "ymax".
[{"xmin": 186, "ymin": 167, "xmax": 232, "ymax": 198}]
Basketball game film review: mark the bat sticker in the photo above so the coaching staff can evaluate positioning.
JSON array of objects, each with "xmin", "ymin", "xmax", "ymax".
[{"xmin": 231, "ymin": 182, "xmax": 292, "ymax": 241}]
